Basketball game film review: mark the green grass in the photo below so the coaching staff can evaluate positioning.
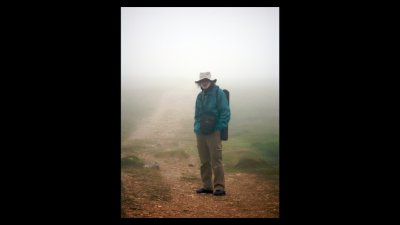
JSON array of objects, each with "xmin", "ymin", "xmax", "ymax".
[
  {"xmin": 223, "ymin": 152, "xmax": 279, "ymax": 181},
  {"xmin": 251, "ymin": 141, "xmax": 279, "ymax": 165},
  {"xmin": 222, "ymin": 116, "xmax": 279, "ymax": 181},
  {"xmin": 121, "ymin": 155, "xmax": 144, "ymax": 168}
]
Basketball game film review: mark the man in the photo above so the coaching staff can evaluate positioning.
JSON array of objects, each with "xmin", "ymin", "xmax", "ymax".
[{"xmin": 194, "ymin": 72, "xmax": 230, "ymax": 196}]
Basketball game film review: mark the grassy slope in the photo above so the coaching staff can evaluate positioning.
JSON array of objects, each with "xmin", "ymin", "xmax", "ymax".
[
  {"xmin": 121, "ymin": 85, "xmax": 279, "ymax": 180},
  {"xmin": 121, "ymin": 87, "xmax": 166, "ymax": 141},
  {"xmin": 222, "ymin": 86, "xmax": 279, "ymax": 181}
]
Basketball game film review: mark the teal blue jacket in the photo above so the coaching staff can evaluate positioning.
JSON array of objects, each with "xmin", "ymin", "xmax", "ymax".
[{"xmin": 194, "ymin": 84, "xmax": 231, "ymax": 134}]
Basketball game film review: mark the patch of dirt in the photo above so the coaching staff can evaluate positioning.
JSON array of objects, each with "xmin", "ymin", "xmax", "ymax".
[
  {"xmin": 235, "ymin": 157, "xmax": 270, "ymax": 169},
  {"xmin": 121, "ymin": 90, "xmax": 279, "ymax": 218}
]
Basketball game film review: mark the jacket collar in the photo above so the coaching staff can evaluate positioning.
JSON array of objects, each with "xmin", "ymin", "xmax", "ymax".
[{"xmin": 202, "ymin": 83, "xmax": 217, "ymax": 93}]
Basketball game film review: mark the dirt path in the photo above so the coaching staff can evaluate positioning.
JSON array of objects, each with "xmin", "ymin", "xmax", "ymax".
[{"xmin": 121, "ymin": 90, "xmax": 279, "ymax": 218}]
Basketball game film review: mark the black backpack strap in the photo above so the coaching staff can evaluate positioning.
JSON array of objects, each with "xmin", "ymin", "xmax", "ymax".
[{"xmin": 216, "ymin": 86, "xmax": 220, "ymax": 110}]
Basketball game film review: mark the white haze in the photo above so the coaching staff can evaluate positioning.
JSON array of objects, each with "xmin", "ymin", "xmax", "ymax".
[
  {"xmin": 121, "ymin": 7, "xmax": 279, "ymax": 92},
  {"xmin": 121, "ymin": 7, "xmax": 279, "ymax": 143}
]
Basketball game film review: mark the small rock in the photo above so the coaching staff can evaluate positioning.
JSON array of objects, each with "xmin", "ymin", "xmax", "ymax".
[{"xmin": 144, "ymin": 161, "xmax": 160, "ymax": 170}]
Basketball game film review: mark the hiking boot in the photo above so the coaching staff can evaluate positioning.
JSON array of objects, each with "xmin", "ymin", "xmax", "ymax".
[
  {"xmin": 213, "ymin": 190, "xmax": 226, "ymax": 196},
  {"xmin": 196, "ymin": 188, "xmax": 213, "ymax": 194}
]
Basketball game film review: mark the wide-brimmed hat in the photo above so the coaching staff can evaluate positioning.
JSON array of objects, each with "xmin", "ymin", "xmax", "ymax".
[{"xmin": 195, "ymin": 72, "xmax": 217, "ymax": 83}]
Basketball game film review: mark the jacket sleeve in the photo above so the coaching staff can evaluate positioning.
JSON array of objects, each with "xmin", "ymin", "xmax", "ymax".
[
  {"xmin": 216, "ymin": 89, "xmax": 230, "ymax": 131},
  {"xmin": 194, "ymin": 94, "xmax": 201, "ymax": 134}
]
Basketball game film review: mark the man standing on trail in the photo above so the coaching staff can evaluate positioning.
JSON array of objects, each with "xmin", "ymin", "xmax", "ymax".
[{"xmin": 194, "ymin": 72, "xmax": 230, "ymax": 196}]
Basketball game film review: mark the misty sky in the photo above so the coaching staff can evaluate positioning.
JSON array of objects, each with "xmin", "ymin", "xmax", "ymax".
[{"xmin": 121, "ymin": 7, "xmax": 279, "ymax": 90}]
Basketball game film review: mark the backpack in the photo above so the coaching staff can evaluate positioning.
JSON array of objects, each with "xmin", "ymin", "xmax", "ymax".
[{"xmin": 219, "ymin": 89, "xmax": 229, "ymax": 141}]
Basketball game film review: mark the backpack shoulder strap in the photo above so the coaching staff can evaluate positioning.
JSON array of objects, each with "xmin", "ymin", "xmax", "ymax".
[{"xmin": 216, "ymin": 86, "xmax": 221, "ymax": 110}]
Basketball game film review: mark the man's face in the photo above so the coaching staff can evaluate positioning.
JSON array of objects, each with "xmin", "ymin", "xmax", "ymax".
[{"xmin": 200, "ymin": 79, "xmax": 211, "ymax": 89}]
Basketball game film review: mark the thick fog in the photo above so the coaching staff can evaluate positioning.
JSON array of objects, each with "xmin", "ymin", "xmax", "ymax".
[
  {"xmin": 122, "ymin": 7, "xmax": 279, "ymax": 91},
  {"xmin": 122, "ymin": 7, "xmax": 279, "ymax": 143}
]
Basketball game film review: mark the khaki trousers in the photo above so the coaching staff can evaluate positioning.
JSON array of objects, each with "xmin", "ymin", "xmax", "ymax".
[{"xmin": 196, "ymin": 131, "xmax": 225, "ymax": 191}]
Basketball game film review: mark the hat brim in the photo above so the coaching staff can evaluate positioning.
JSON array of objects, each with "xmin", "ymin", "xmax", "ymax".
[{"xmin": 195, "ymin": 78, "xmax": 217, "ymax": 84}]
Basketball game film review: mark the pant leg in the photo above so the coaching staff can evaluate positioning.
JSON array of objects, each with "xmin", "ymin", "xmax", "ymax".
[
  {"xmin": 208, "ymin": 131, "xmax": 225, "ymax": 191},
  {"xmin": 196, "ymin": 134, "xmax": 213, "ymax": 190}
]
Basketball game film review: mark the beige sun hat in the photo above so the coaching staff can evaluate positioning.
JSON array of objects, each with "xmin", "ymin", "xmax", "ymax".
[{"xmin": 195, "ymin": 72, "xmax": 217, "ymax": 83}]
